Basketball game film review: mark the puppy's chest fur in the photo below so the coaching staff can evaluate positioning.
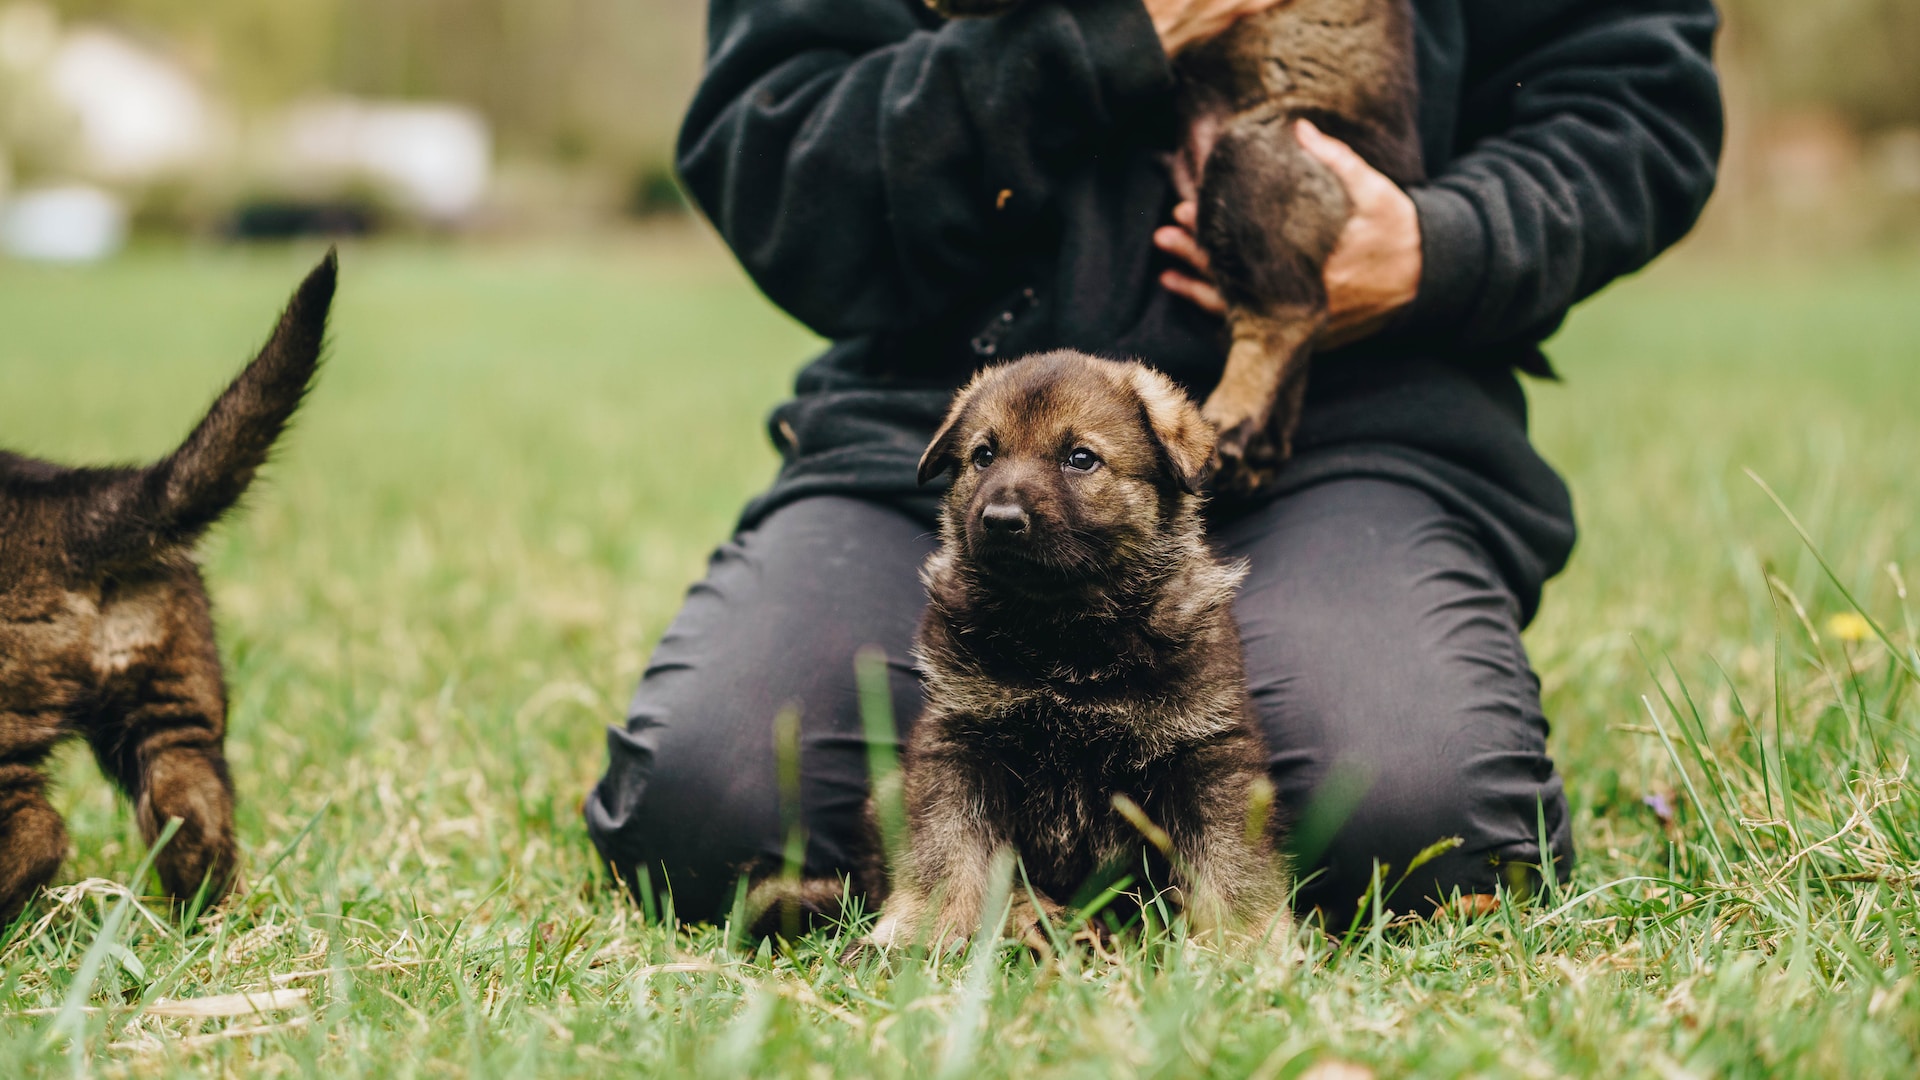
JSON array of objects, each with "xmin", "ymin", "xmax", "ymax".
[{"xmin": 912, "ymin": 555, "xmax": 1251, "ymax": 891}]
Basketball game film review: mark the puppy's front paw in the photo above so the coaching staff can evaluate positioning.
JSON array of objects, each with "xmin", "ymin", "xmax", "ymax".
[{"xmin": 837, "ymin": 909, "xmax": 899, "ymax": 963}]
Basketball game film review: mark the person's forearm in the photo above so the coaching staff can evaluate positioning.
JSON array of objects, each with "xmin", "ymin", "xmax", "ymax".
[
  {"xmin": 1399, "ymin": 0, "xmax": 1723, "ymax": 349},
  {"xmin": 678, "ymin": 0, "xmax": 1172, "ymax": 341}
]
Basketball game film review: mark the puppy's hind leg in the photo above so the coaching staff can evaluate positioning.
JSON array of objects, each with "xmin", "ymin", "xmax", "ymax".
[
  {"xmin": 135, "ymin": 743, "xmax": 238, "ymax": 908},
  {"xmin": 94, "ymin": 725, "xmax": 238, "ymax": 909},
  {"xmin": 1195, "ymin": 115, "xmax": 1351, "ymax": 492},
  {"xmin": 1207, "ymin": 310, "xmax": 1325, "ymax": 496},
  {"xmin": 0, "ymin": 764, "xmax": 70, "ymax": 928},
  {"xmin": 88, "ymin": 628, "xmax": 238, "ymax": 911}
]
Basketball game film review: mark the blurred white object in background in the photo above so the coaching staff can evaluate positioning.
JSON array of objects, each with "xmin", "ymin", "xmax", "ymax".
[
  {"xmin": 278, "ymin": 99, "xmax": 492, "ymax": 223},
  {"xmin": 45, "ymin": 27, "xmax": 214, "ymax": 182},
  {"xmin": 0, "ymin": 183, "xmax": 127, "ymax": 261}
]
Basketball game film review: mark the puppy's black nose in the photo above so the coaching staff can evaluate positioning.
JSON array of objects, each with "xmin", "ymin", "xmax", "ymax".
[{"xmin": 981, "ymin": 502, "xmax": 1030, "ymax": 535}]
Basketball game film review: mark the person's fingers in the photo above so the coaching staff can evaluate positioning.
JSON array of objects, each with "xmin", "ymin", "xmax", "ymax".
[
  {"xmin": 1153, "ymin": 224, "xmax": 1212, "ymax": 275},
  {"xmin": 1295, "ymin": 118, "xmax": 1381, "ymax": 196},
  {"xmin": 1159, "ymin": 269, "xmax": 1227, "ymax": 316},
  {"xmin": 1156, "ymin": 205, "xmax": 1225, "ymax": 313}
]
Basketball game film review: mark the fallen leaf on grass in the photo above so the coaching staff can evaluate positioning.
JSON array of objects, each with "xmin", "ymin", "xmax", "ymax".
[
  {"xmin": 111, "ymin": 1016, "xmax": 312, "ymax": 1053},
  {"xmin": 143, "ymin": 988, "xmax": 310, "ymax": 1018}
]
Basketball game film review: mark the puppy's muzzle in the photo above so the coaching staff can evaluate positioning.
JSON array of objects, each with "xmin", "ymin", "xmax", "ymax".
[{"xmin": 980, "ymin": 501, "xmax": 1031, "ymax": 536}]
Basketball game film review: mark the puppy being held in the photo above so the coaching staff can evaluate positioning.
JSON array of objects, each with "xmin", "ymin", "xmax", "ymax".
[
  {"xmin": 873, "ymin": 351, "xmax": 1288, "ymax": 953},
  {"xmin": 928, "ymin": 0, "xmax": 1423, "ymax": 493},
  {"xmin": 0, "ymin": 253, "xmax": 336, "ymax": 927}
]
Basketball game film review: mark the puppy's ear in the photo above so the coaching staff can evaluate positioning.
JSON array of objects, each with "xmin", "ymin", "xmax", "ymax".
[
  {"xmin": 917, "ymin": 370, "xmax": 991, "ymax": 486},
  {"xmin": 1128, "ymin": 365, "xmax": 1215, "ymax": 495}
]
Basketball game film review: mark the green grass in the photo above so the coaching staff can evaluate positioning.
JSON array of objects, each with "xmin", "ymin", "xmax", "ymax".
[{"xmin": 1, "ymin": 230, "xmax": 1917, "ymax": 1077}]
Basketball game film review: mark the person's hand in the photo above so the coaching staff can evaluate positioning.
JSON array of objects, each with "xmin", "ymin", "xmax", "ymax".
[
  {"xmin": 1143, "ymin": 0, "xmax": 1292, "ymax": 56},
  {"xmin": 1152, "ymin": 119, "xmax": 1423, "ymax": 348}
]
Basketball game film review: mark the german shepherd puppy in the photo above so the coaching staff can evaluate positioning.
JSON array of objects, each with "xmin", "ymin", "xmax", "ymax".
[
  {"xmin": 0, "ymin": 253, "xmax": 336, "ymax": 926},
  {"xmin": 928, "ymin": 0, "xmax": 1423, "ymax": 492},
  {"xmin": 754, "ymin": 352, "xmax": 1289, "ymax": 952}
]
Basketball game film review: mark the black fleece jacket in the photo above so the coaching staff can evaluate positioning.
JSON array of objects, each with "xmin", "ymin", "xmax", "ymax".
[{"xmin": 676, "ymin": 0, "xmax": 1723, "ymax": 620}]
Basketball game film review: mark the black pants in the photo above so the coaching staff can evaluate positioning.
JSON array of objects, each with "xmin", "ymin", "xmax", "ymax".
[{"xmin": 585, "ymin": 478, "xmax": 1572, "ymax": 923}]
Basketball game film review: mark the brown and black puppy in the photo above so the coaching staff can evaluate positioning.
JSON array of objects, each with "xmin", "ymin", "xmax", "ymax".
[
  {"xmin": 0, "ymin": 253, "xmax": 336, "ymax": 927},
  {"xmin": 872, "ymin": 351, "xmax": 1288, "ymax": 952},
  {"xmin": 928, "ymin": 0, "xmax": 1423, "ymax": 492}
]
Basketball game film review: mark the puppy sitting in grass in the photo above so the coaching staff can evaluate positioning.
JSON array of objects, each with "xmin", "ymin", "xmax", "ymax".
[
  {"xmin": 872, "ymin": 351, "xmax": 1290, "ymax": 953},
  {"xmin": 0, "ymin": 253, "xmax": 336, "ymax": 927}
]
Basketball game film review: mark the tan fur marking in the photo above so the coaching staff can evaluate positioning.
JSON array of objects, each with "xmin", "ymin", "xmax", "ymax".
[{"xmin": 91, "ymin": 583, "xmax": 174, "ymax": 675}]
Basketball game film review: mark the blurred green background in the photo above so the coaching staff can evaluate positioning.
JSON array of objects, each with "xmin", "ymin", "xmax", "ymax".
[{"xmin": 3, "ymin": 0, "xmax": 1919, "ymax": 244}]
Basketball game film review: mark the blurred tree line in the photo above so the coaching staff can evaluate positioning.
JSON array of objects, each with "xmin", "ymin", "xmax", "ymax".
[
  {"xmin": 54, "ymin": 0, "xmax": 1920, "ymax": 162},
  {"xmin": 50, "ymin": 0, "xmax": 703, "ymax": 173},
  {"xmin": 1723, "ymin": 0, "xmax": 1920, "ymax": 130},
  {"xmin": 33, "ymin": 0, "xmax": 1920, "ymax": 243}
]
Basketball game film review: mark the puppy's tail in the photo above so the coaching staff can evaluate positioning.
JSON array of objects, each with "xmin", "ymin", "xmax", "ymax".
[
  {"xmin": 92, "ymin": 251, "xmax": 336, "ymax": 566},
  {"xmin": 154, "ymin": 250, "xmax": 335, "ymax": 542}
]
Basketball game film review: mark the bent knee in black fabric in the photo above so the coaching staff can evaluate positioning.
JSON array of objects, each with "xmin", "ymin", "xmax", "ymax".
[
  {"xmin": 583, "ymin": 496, "xmax": 936, "ymax": 920},
  {"xmin": 1217, "ymin": 478, "xmax": 1573, "ymax": 920}
]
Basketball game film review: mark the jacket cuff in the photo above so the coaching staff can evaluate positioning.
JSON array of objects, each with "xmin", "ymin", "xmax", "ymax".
[
  {"xmin": 1069, "ymin": 0, "xmax": 1174, "ymax": 119},
  {"xmin": 1404, "ymin": 184, "xmax": 1489, "ymax": 335}
]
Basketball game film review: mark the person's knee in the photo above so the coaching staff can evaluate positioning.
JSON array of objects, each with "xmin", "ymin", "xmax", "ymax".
[
  {"xmin": 586, "ymin": 497, "xmax": 936, "ymax": 921},
  {"xmin": 1296, "ymin": 754, "xmax": 1571, "ymax": 918},
  {"xmin": 586, "ymin": 703, "xmax": 778, "ymax": 920},
  {"xmin": 586, "ymin": 610, "xmax": 804, "ymax": 919},
  {"xmin": 1225, "ymin": 480, "xmax": 1568, "ymax": 914}
]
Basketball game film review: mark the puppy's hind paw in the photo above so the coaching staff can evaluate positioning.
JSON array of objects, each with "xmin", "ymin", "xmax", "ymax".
[
  {"xmin": 1209, "ymin": 414, "xmax": 1260, "ymax": 466},
  {"xmin": 1209, "ymin": 423, "xmax": 1286, "ymax": 499}
]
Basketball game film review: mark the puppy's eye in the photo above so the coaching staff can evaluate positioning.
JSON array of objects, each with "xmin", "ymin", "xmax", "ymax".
[
  {"xmin": 971, "ymin": 445, "xmax": 995, "ymax": 470},
  {"xmin": 1065, "ymin": 448, "xmax": 1101, "ymax": 472}
]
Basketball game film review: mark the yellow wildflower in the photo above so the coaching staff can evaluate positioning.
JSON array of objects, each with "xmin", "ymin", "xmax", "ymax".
[{"xmin": 1825, "ymin": 612, "xmax": 1872, "ymax": 643}]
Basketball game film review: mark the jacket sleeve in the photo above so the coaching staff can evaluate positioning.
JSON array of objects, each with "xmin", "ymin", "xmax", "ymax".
[
  {"xmin": 677, "ymin": 0, "xmax": 1173, "ymax": 340},
  {"xmin": 1401, "ymin": 0, "xmax": 1724, "ymax": 350}
]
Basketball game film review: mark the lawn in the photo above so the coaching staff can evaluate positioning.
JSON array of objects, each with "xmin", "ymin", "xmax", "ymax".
[{"xmin": 1, "ymin": 228, "xmax": 1916, "ymax": 1077}]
